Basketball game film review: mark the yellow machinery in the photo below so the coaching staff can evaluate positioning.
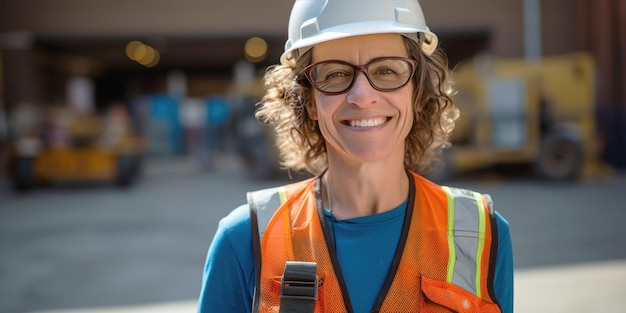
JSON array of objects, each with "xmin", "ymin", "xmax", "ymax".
[
  {"xmin": 7, "ymin": 105, "xmax": 143, "ymax": 190},
  {"xmin": 432, "ymin": 52, "xmax": 608, "ymax": 180}
]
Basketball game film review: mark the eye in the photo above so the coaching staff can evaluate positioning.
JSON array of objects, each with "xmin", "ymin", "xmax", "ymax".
[
  {"xmin": 374, "ymin": 67, "xmax": 397, "ymax": 75},
  {"xmin": 370, "ymin": 65, "xmax": 401, "ymax": 78},
  {"xmin": 315, "ymin": 63, "xmax": 353, "ymax": 82},
  {"xmin": 324, "ymin": 70, "xmax": 349, "ymax": 79}
]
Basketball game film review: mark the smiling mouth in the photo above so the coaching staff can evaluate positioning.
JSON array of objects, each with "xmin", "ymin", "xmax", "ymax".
[{"xmin": 345, "ymin": 117, "xmax": 390, "ymax": 128}]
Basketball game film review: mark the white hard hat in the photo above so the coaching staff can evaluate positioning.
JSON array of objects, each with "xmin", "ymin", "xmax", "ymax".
[{"xmin": 281, "ymin": 0, "xmax": 438, "ymax": 64}]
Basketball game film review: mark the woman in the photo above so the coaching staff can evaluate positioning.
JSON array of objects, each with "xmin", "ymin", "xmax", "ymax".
[{"xmin": 198, "ymin": 0, "xmax": 513, "ymax": 312}]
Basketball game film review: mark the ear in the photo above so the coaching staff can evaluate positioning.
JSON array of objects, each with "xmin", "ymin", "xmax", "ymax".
[{"xmin": 306, "ymin": 99, "xmax": 318, "ymax": 121}]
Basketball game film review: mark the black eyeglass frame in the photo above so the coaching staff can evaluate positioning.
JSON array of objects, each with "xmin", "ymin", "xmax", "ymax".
[{"xmin": 299, "ymin": 56, "xmax": 418, "ymax": 95}]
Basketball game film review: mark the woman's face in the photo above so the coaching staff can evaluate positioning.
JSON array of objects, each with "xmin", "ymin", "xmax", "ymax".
[{"xmin": 307, "ymin": 33, "xmax": 414, "ymax": 166}]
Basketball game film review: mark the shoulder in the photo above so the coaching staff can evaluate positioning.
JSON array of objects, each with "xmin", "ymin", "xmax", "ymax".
[
  {"xmin": 492, "ymin": 211, "xmax": 514, "ymax": 313},
  {"xmin": 494, "ymin": 211, "xmax": 512, "ymax": 244},
  {"xmin": 208, "ymin": 204, "xmax": 255, "ymax": 279},
  {"xmin": 210, "ymin": 204, "xmax": 253, "ymax": 256},
  {"xmin": 219, "ymin": 176, "xmax": 315, "ymax": 242},
  {"xmin": 247, "ymin": 178, "xmax": 317, "ymax": 218},
  {"xmin": 412, "ymin": 172, "xmax": 489, "ymax": 206},
  {"xmin": 199, "ymin": 204, "xmax": 256, "ymax": 312},
  {"xmin": 217, "ymin": 203, "xmax": 252, "ymax": 238},
  {"xmin": 411, "ymin": 172, "xmax": 483, "ymax": 199},
  {"xmin": 494, "ymin": 211, "xmax": 510, "ymax": 229}
]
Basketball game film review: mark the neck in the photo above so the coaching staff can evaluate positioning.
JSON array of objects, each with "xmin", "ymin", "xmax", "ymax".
[{"xmin": 323, "ymin": 160, "xmax": 409, "ymax": 220}]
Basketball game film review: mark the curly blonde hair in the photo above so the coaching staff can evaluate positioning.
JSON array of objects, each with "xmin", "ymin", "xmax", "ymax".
[{"xmin": 255, "ymin": 36, "xmax": 458, "ymax": 176}]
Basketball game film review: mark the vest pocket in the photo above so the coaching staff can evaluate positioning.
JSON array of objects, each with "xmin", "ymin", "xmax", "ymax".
[{"xmin": 419, "ymin": 277, "xmax": 501, "ymax": 313}]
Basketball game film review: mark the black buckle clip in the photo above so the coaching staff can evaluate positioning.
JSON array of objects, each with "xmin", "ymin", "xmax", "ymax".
[{"xmin": 280, "ymin": 261, "xmax": 318, "ymax": 300}]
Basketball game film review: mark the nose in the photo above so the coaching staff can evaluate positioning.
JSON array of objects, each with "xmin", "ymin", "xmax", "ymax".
[{"xmin": 346, "ymin": 71, "xmax": 379, "ymax": 107}]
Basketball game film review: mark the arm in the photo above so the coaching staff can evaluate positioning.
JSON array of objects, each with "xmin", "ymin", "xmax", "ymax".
[
  {"xmin": 493, "ymin": 212, "xmax": 514, "ymax": 313},
  {"xmin": 197, "ymin": 205, "xmax": 255, "ymax": 313}
]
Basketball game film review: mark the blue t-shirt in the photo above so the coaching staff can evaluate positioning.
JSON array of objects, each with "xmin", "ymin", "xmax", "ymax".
[{"xmin": 198, "ymin": 200, "xmax": 513, "ymax": 313}]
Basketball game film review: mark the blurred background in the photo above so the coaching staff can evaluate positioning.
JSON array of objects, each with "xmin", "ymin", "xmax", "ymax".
[{"xmin": 0, "ymin": 0, "xmax": 624, "ymax": 312}]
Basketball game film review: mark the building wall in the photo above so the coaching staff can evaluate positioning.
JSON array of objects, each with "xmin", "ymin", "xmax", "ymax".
[
  {"xmin": 0, "ymin": 0, "xmax": 293, "ymax": 38},
  {"xmin": 0, "ymin": 0, "xmax": 581, "ymax": 58}
]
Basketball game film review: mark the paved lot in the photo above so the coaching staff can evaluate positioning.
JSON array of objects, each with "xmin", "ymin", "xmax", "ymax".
[{"xmin": 1, "ymin": 156, "xmax": 625, "ymax": 313}]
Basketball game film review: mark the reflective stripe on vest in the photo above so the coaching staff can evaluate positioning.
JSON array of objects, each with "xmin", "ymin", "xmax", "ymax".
[
  {"xmin": 442, "ymin": 186, "xmax": 488, "ymax": 297},
  {"xmin": 248, "ymin": 186, "xmax": 287, "ymax": 242}
]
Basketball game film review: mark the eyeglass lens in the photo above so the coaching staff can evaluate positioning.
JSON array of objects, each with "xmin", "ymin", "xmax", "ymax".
[{"xmin": 307, "ymin": 58, "xmax": 415, "ymax": 94}]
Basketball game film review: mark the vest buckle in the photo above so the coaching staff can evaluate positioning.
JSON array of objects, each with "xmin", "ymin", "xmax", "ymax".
[{"xmin": 280, "ymin": 261, "xmax": 318, "ymax": 300}]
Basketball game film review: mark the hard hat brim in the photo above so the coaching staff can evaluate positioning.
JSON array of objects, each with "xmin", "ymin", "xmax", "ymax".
[{"xmin": 281, "ymin": 22, "xmax": 438, "ymax": 64}]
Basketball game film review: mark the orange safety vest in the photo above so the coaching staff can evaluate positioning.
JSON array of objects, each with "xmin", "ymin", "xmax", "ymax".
[{"xmin": 248, "ymin": 171, "xmax": 501, "ymax": 313}]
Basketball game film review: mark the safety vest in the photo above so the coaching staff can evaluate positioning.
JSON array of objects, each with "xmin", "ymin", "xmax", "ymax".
[{"xmin": 248, "ymin": 171, "xmax": 501, "ymax": 313}]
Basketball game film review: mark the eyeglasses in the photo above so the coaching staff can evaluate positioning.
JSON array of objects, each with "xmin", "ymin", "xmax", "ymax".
[{"xmin": 300, "ymin": 57, "xmax": 417, "ymax": 95}]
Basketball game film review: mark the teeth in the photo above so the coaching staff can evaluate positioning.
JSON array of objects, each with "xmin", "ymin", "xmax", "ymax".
[{"xmin": 349, "ymin": 118, "xmax": 387, "ymax": 127}]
